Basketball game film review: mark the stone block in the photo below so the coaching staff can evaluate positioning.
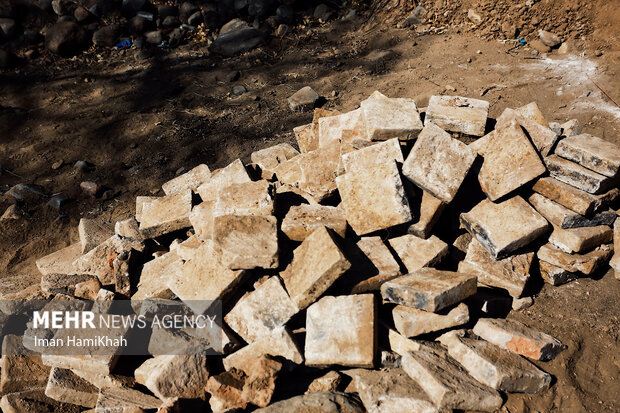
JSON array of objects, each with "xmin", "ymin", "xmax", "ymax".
[
  {"xmin": 539, "ymin": 260, "xmax": 578, "ymax": 286},
  {"xmin": 556, "ymin": 133, "xmax": 620, "ymax": 177},
  {"xmin": 134, "ymin": 354, "xmax": 209, "ymax": 400},
  {"xmin": 132, "ymin": 250, "xmax": 182, "ymax": 301},
  {"xmin": 529, "ymin": 193, "xmax": 616, "ymax": 229},
  {"xmin": 408, "ymin": 190, "xmax": 446, "ymax": 239},
  {"xmin": 381, "ymin": 268, "xmax": 477, "ymax": 312},
  {"xmin": 537, "ymin": 243, "xmax": 613, "ymax": 276},
  {"xmin": 402, "ymin": 123, "xmax": 477, "ymax": 203},
  {"xmin": 251, "ymin": 143, "xmax": 300, "ymax": 179},
  {"xmin": 514, "ymin": 101, "xmax": 548, "ymax": 126},
  {"xmin": 561, "ymin": 119, "xmax": 582, "ymax": 137},
  {"xmin": 114, "ymin": 217, "xmax": 141, "ymax": 240},
  {"xmin": 293, "ymin": 123, "xmax": 315, "ymax": 153},
  {"xmin": 281, "ymin": 204, "xmax": 347, "ymax": 241},
  {"xmin": 306, "ymin": 371, "xmax": 343, "ymax": 394},
  {"xmin": 213, "ymin": 180, "xmax": 274, "ymax": 217},
  {"xmin": 189, "ymin": 201, "xmax": 214, "ymax": 241},
  {"xmin": 388, "ymin": 329, "xmax": 424, "ymax": 356},
  {"xmin": 610, "ymin": 219, "xmax": 620, "ymax": 273},
  {"xmin": 297, "ymin": 141, "xmax": 342, "ymax": 201},
  {"xmin": 241, "ymin": 355, "xmax": 283, "ymax": 407},
  {"xmin": 532, "ymin": 177, "xmax": 619, "ymax": 216},
  {"xmin": 341, "ymin": 138, "xmax": 403, "ymax": 173},
  {"xmin": 473, "ymin": 318, "xmax": 566, "ymax": 361},
  {"xmin": 40, "ymin": 273, "xmax": 97, "ymax": 295},
  {"xmin": 95, "ymin": 386, "xmax": 162, "ymax": 411},
  {"xmin": 318, "ymin": 108, "xmax": 362, "ymax": 148},
  {"xmin": 162, "ymin": 164, "xmax": 211, "ymax": 195},
  {"xmin": 359, "ymin": 91, "xmax": 423, "ymax": 140},
  {"xmin": 44, "ymin": 367, "xmax": 98, "ymax": 408},
  {"xmin": 546, "ymin": 154, "xmax": 614, "ymax": 194},
  {"xmin": 280, "ymin": 226, "xmax": 351, "ymax": 310},
  {"xmin": 460, "ymin": 196, "xmax": 549, "ymax": 259},
  {"xmin": 393, "ymin": 302, "xmax": 469, "ymax": 337},
  {"xmin": 305, "ymin": 294, "xmax": 376, "ymax": 367},
  {"xmin": 36, "ymin": 243, "xmax": 82, "ymax": 276},
  {"xmin": 74, "ymin": 278, "xmax": 102, "ymax": 300},
  {"xmin": 356, "ymin": 236, "xmax": 401, "ymax": 278},
  {"xmin": 253, "ymin": 392, "xmax": 364, "ymax": 413},
  {"xmin": 549, "ymin": 224, "xmax": 613, "ymax": 253},
  {"xmin": 0, "ymin": 389, "xmax": 81, "ymax": 413},
  {"xmin": 424, "ymin": 95, "xmax": 490, "ymax": 136},
  {"xmin": 196, "ymin": 159, "xmax": 251, "ymax": 203},
  {"xmin": 388, "ymin": 234, "xmax": 448, "ymax": 273},
  {"xmin": 135, "ymin": 195, "xmax": 158, "ymax": 222},
  {"xmin": 1, "ymin": 335, "xmax": 50, "ymax": 394},
  {"xmin": 78, "ymin": 218, "xmax": 114, "ymax": 253},
  {"xmin": 139, "ymin": 191, "xmax": 192, "ymax": 238},
  {"xmin": 496, "ymin": 108, "xmax": 559, "ymax": 156}
]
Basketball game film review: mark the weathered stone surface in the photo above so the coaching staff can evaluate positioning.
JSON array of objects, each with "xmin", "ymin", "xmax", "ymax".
[
  {"xmin": 297, "ymin": 141, "xmax": 342, "ymax": 201},
  {"xmin": 36, "ymin": 243, "xmax": 82, "ymax": 276},
  {"xmin": 214, "ymin": 180, "xmax": 274, "ymax": 217},
  {"xmin": 337, "ymin": 160, "xmax": 412, "ymax": 235},
  {"xmin": 135, "ymin": 195, "xmax": 158, "ymax": 222},
  {"xmin": 139, "ymin": 190, "xmax": 192, "ymax": 238},
  {"xmin": 171, "ymin": 234, "xmax": 202, "ymax": 261},
  {"xmin": 70, "ymin": 369, "xmax": 135, "ymax": 390},
  {"xmin": 341, "ymin": 138, "xmax": 404, "ymax": 173},
  {"xmin": 388, "ymin": 329, "xmax": 424, "ymax": 356},
  {"xmin": 458, "ymin": 238, "xmax": 534, "ymax": 297},
  {"xmin": 424, "ymin": 95, "xmax": 490, "ymax": 137},
  {"xmin": 460, "ymin": 196, "xmax": 549, "ymax": 259},
  {"xmin": 282, "ymin": 204, "xmax": 347, "ymax": 241},
  {"xmin": 162, "ymin": 164, "xmax": 211, "ymax": 195},
  {"xmin": 350, "ymin": 368, "xmax": 437, "ymax": 413},
  {"xmin": 408, "ymin": 190, "xmax": 445, "ymax": 239},
  {"xmin": 1, "ymin": 335, "xmax": 50, "ymax": 394},
  {"xmin": 388, "ymin": 234, "xmax": 448, "ymax": 273},
  {"xmin": 196, "ymin": 159, "xmax": 251, "ymax": 203},
  {"xmin": 356, "ymin": 236, "xmax": 400, "ymax": 278},
  {"xmin": 401, "ymin": 345, "xmax": 502, "ymax": 411},
  {"xmin": 254, "ymin": 392, "xmax": 365, "ymax": 413},
  {"xmin": 549, "ymin": 224, "xmax": 613, "ymax": 253},
  {"xmin": 537, "ymin": 243, "xmax": 613, "ymax": 276},
  {"xmin": 74, "ymin": 278, "xmax": 102, "ymax": 300},
  {"xmin": 280, "ymin": 226, "xmax": 351, "ymax": 310},
  {"xmin": 533, "ymin": 177, "xmax": 619, "ymax": 216},
  {"xmin": 546, "ymin": 154, "xmax": 615, "ymax": 194},
  {"xmin": 223, "ymin": 327, "xmax": 304, "ymax": 372},
  {"xmin": 147, "ymin": 322, "xmax": 228, "ymax": 356},
  {"xmin": 168, "ymin": 242, "xmax": 246, "ymax": 315},
  {"xmin": 381, "ymin": 268, "xmax": 477, "ymax": 312},
  {"xmin": 539, "ymin": 260, "xmax": 578, "ymax": 286},
  {"xmin": 132, "ymin": 250, "xmax": 182, "ymax": 301},
  {"xmin": 393, "ymin": 302, "xmax": 469, "ymax": 337},
  {"xmin": 205, "ymin": 368, "xmax": 247, "ymax": 412},
  {"xmin": 44, "ymin": 367, "xmax": 98, "ymax": 408},
  {"xmin": 402, "ymin": 123, "xmax": 477, "ymax": 203},
  {"xmin": 114, "ymin": 217, "xmax": 141, "ymax": 240},
  {"xmin": 496, "ymin": 108, "xmax": 559, "ymax": 156},
  {"xmin": 318, "ymin": 108, "xmax": 362, "ymax": 148},
  {"xmin": 438, "ymin": 331, "xmax": 551, "ymax": 393},
  {"xmin": 294, "ymin": 123, "xmax": 315, "ymax": 153},
  {"xmin": 556, "ymin": 133, "xmax": 620, "ymax": 177},
  {"xmin": 0, "ymin": 388, "xmax": 81, "ymax": 413},
  {"xmin": 473, "ymin": 318, "xmax": 566, "ymax": 361},
  {"xmin": 610, "ymin": 219, "xmax": 620, "ymax": 273},
  {"xmin": 305, "ymin": 294, "xmax": 376, "ymax": 367},
  {"xmin": 189, "ymin": 201, "xmax": 214, "ymax": 241},
  {"xmin": 241, "ymin": 355, "xmax": 283, "ymax": 407},
  {"xmin": 134, "ymin": 355, "xmax": 209, "ymax": 400},
  {"xmin": 514, "ymin": 101, "xmax": 548, "ymax": 126},
  {"xmin": 529, "ymin": 193, "xmax": 616, "ymax": 229},
  {"xmin": 40, "ymin": 273, "xmax": 97, "ymax": 295},
  {"xmin": 251, "ymin": 143, "xmax": 300, "ymax": 179},
  {"xmin": 288, "ymin": 86, "xmax": 319, "ymax": 111},
  {"xmin": 359, "ymin": 91, "xmax": 423, "ymax": 140},
  {"xmin": 475, "ymin": 118, "xmax": 547, "ymax": 201},
  {"xmin": 95, "ymin": 386, "xmax": 162, "ymax": 410},
  {"xmin": 78, "ymin": 218, "xmax": 114, "ymax": 253},
  {"xmin": 225, "ymin": 276, "xmax": 298, "ymax": 343},
  {"xmin": 306, "ymin": 371, "xmax": 343, "ymax": 393},
  {"xmin": 561, "ymin": 119, "xmax": 582, "ymax": 137}
]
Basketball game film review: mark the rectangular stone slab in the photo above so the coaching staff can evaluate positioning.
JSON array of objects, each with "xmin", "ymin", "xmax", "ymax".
[
  {"xmin": 196, "ymin": 159, "xmax": 251, "ymax": 203},
  {"xmin": 393, "ymin": 303, "xmax": 469, "ymax": 338},
  {"xmin": 293, "ymin": 123, "xmax": 315, "ymax": 153},
  {"xmin": 281, "ymin": 204, "xmax": 347, "ymax": 241},
  {"xmin": 213, "ymin": 180, "xmax": 274, "ymax": 217},
  {"xmin": 388, "ymin": 234, "xmax": 449, "ymax": 273},
  {"xmin": 460, "ymin": 196, "xmax": 549, "ymax": 259},
  {"xmin": 297, "ymin": 141, "xmax": 342, "ymax": 201},
  {"xmin": 529, "ymin": 193, "xmax": 616, "ymax": 229},
  {"xmin": 36, "ymin": 243, "xmax": 82, "ymax": 276},
  {"xmin": 458, "ymin": 238, "xmax": 533, "ymax": 298},
  {"xmin": 545, "ymin": 155, "xmax": 615, "ymax": 194},
  {"xmin": 402, "ymin": 123, "xmax": 477, "ymax": 203},
  {"xmin": 424, "ymin": 95, "xmax": 490, "ymax": 137},
  {"xmin": 162, "ymin": 164, "xmax": 211, "ymax": 195},
  {"xmin": 341, "ymin": 138, "xmax": 404, "ymax": 173},
  {"xmin": 78, "ymin": 218, "xmax": 114, "ymax": 254},
  {"xmin": 44, "ymin": 367, "xmax": 98, "ymax": 408},
  {"xmin": 438, "ymin": 331, "xmax": 551, "ymax": 393},
  {"xmin": 536, "ymin": 243, "xmax": 613, "ymax": 276},
  {"xmin": 515, "ymin": 101, "xmax": 548, "ymax": 126},
  {"xmin": 401, "ymin": 346, "xmax": 502, "ymax": 412},
  {"xmin": 359, "ymin": 91, "xmax": 423, "ymax": 140},
  {"xmin": 139, "ymin": 190, "xmax": 192, "ymax": 239},
  {"xmin": 539, "ymin": 260, "xmax": 578, "ymax": 286},
  {"xmin": 305, "ymin": 294, "xmax": 376, "ymax": 367},
  {"xmin": 318, "ymin": 109, "xmax": 362, "ymax": 148},
  {"xmin": 380, "ymin": 268, "xmax": 477, "ymax": 312},
  {"xmin": 473, "ymin": 318, "xmax": 566, "ymax": 361},
  {"xmin": 532, "ymin": 177, "xmax": 619, "ymax": 216},
  {"xmin": 549, "ymin": 224, "xmax": 613, "ymax": 253},
  {"xmin": 556, "ymin": 133, "xmax": 620, "ymax": 177},
  {"xmin": 250, "ymin": 144, "xmax": 300, "ymax": 179},
  {"xmin": 132, "ymin": 250, "xmax": 182, "ymax": 300}
]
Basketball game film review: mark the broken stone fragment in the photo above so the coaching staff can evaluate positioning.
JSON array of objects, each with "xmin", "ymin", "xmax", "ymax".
[
  {"xmin": 460, "ymin": 196, "xmax": 549, "ymax": 260},
  {"xmin": 241, "ymin": 355, "xmax": 283, "ymax": 407},
  {"xmin": 424, "ymin": 95, "xmax": 490, "ymax": 137},
  {"xmin": 473, "ymin": 318, "xmax": 566, "ymax": 361},
  {"xmin": 135, "ymin": 195, "xmax": 158, "ymax": 222},
  {"xmin": 69, "ymin": 369, "xmax": 135, "ymax": 390},
  {"xmin": 610, "ymin": 219, "xmax": 620, "ymax": 273},
  {"xmin": 337, "ymin": 160, "xmax": 412, "ymax": 235},
  {"xmin": 297, "ymin": 141, "xmax": 343, "ymax": 201},
  {"xmin": 532, "ymin": 177, "xmax": 619, "ymax": 216},
  {"xmin": 293, "ymin": 123, "xmax": 315, "ymax": 153},
  {"xmin": 78, "ymin": 218, "xmax": 114, "ymax": 254},
  {"xmin": 280, "ymin": 226, "xmax": 351, "ymax": 310},
  {"xmin": 556, "ymin": 133, "xmax": 620, "ymax": 177},
  {"xmin": 560, "ymin": 119, "xmax": 582, "ymax": 137},
  {"xmin": 545, "ymin": 154, "xmax": 615, "ymax": 194},
  {"xmin": 539, "ymin": 260, "xmax": 578, "ymax": 286},
  {"xmin": 162, "ymin": 164, "xmax": 211, "ymax": 195},
  {"xmin": 388, "ymin": 234, "xmax": 449, "ymax": 273},
  {"xmin": 139, "ymin": 190, "xmax": 192, "ymax": 238},
  {"xmin": 549, "ymin": 224, "xmax": 613, "ymax": 253},
  {"xmin": 44, "ymin": 367, "xmax": 99, "ymax": 408},
  {"xmin": 171, "ymin": 234, "xmax": 202, "ymax": 261},
  {"xmin": 95, "ymin": 386, "xmax": 163, "ymax": 411},
  {"xmin": 356, "ymin": 236, "xmax": 401, "ymax": 278},
  {"xmin": 475, "ymin": 117, "xmax": 547, "ymax": 201},
  {"xmin": 132, "ymin": 250, "xmax": 182, "ymax": 301},
  {"xmin": 253, "ymin": 392, "xmax": 365, "ymax": 413},
  {"xmin": 402, "ymin": 123, "xmax": 477, "ymax": 203},
  {"xmin": 36, "ymin": 243, "xmax": 82, "ymax": 276},
  {"xmin": 306, "ymin": 371, "xmax": 343, "ymax": 393},
  {"xmin": 213, "ymin": 180, "xmax": 274, "ymax": 217},
  {"xmin": 40, "ymin": 273, "xmax": 97, "ymax": 295},
  {"xmin": 401, "ymin": 345, "xmax": 502, "ymax": 412},
  {"xmin": 196, "ymin": 159, "xmax": 251, "ymax": 203},
  {"xmin": 393, "ymin": 302, "xmax": 469, "ymax": 337},
  {"xmin": 281, "ymin": 204, "xmax": 347, "ymax": 241},
  {"xmin": 536, "ymin": 243, "xmax": 613, "ymax": 276},
  {"xmin": 514, "ymin": 101, "xmax": 548, "ymax": 126},
  {"xmin": 114, "ymin": 217, "xmax": 142, "ymax": 240},
  {"xmin": 225, "ymin": 276, "xmax": 298, "ymax": 343},
  {"xmin": 0, "ymin": 389, "xmax": 81, "ymax": 413},
  {"xmin": 189, "ymin": 201, "xmax": 214, "ymax": 242},
  {"xmin": 251, "ymin": 143, "xmax": 300, "ymax": 179},
  {"xmin": 288, "ymin": 86, "xmax": 319, "ymax": 111},
  {"xmin": 359, "ymin": 91, "xmax": 423, "ymax": 140},
  {"xmin": 381, "ymin": 268, "xmax": 477, "ymax": 312},
  {"xmin": 305, "ymin": 294, "xmax": 376, "ymax": 367},
  {"xmin": 438, "ymin": 330, "xmax": 551, "ymax": 393},
  {"xmin": 408, "ymin": 190, "xmax": 446, "ymax": 239},
  {"xmin": 134, "ymin": 355, "xmax": 209, "ymax": 401},
  {"xmin": 529, "ymin": 193, "xmax": 616, "ymax": 229},
  {"xmin": 496, "ymin": 108, "xmax": 559, "ymax": 156},
  {"xmin": 74, "ymin": 278, "xmax": 102, "ymax": 300},
  {"xmin": 147, "ymin": 324, "xmax": 225, "ymax": 356},
  {"xmin": 388, "ymin": 329, "xmax": 424, "ymax": 356},
  {"xmin": 458, "ymin": 238, "xmax": 534, "ymax": 298},
  {"xmin": 1, "ymin": 334, "xmax": 51, "ymax": 394},
  {"xmin": 341, "ymin": 138, "xmax": 404, "ymax": 174}
]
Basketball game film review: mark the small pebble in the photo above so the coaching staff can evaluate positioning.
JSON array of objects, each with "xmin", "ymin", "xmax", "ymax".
[
  {"xmin": 80, "ymin": 181, "xmax": 99, "ymax": 197},
  {"xmin": 74, "ymin": 160, "xmax": 93, "ymax": 173},
  {"xmin": 226, "ymin": 70, "xmax": 240, "ymax": 82},
  {"xmin": 233, "ymin": 85, "xmax": 247, "ymax": 95},
  {"xmin": 52, "ymin": 160, "xmax": 64, "ymax": 170},
  {"xmin": 47, "ymin": 193, "xmax": 70, "ymax": 210}
]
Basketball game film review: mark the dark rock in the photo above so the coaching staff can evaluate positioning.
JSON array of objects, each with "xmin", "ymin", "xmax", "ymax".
[
  {"xmin": 276, "ymin": 5, "xmax": 294, "ymax": 24},
  {"xmin": 232, "ymin": 85, "xmax": 246, "ymax": 94},
  {"xmin": 5, "ymin": 183, "xmax": 46, "ymax": 204},
  {"xmin": 162, "ymin": 15, "xmax": 180, "ymax": 28},
  {"xmin": 248, "ymin": 0, "xmax": 276, "ymax": 18},
  {"xmin": 127, "ymin": 16, "xmax": 150, "ymax": 34},
  {"xmin": 145, "ymin": 30, "xmax": 163, "ymax": 44},
  {"xmin": 168, "ymin": 27, "xmax": 184, "ymax": 46},
  {"xmin": 220, "ymin": 18, "xmax": 249, "ymax": 34},
  {"xmin": 0, "ymin": 18, "xmax": 16, "ymax": 39},
  {"xmin": 57, "ymin": 15, "xmax": 76, "ymax": 23},
  {"xmin": 0, "ymin": 48, "xmax": 15, "ymax": 68},
  {"xmin": 210, "ymin": 27, "xmax": 264, "ymax": 56},
  {"xmin": 86, "ymin": 22, "xmax": 99, "ymax": 31},
  {"xmin": 92, "ymin": 24, "xmax": 120, "ymax": 47},
  {"xmin": 187, "ymin": 10, "xmax": 202, "ymax": 26},
  {"xmin": 39, "ymin": 0, "xmax": 53, "ymax": 12},
  {"xmin": 48, "ymin": 193, "xmax": 70, "ymax": 210},
  {"xmin": 24, "ymin": 30, "xmax": 43, "ymax": 44},
  {"xmin": 255, "ymin": 392, "xmax": 365, "ymax": 413},
  {"xmin": 313, "ymin": 3, "xmax": 335, "ymax": 21},
  {"xmin": 203, "ymin": 10, "xmax": 221, "ymax": 29},
  {"xmin": 51, "ymin": 0, "xmax": 74, "ymax": 16},
  {"xmin": 45, "ymin": 21, "xmax": 90, "ymax": 56},
  {"xmin": 121, "ymin": 0, "xmax": 146, "ymax": 17},
  {"xmin": 0, "ymin": 1, "xmax": 15, "ymax": 18},
  {"xmin": 74, "ymin": 160, "xmax": 94, "ymax": 172},
  {"xmin": 265, "ymin": 15, "xmax": 278, "ymax": 29},
  {"xmin": 133, "ymin": 36, "xmax": 144, "ymax": 48},
  {"xmin": 73, "ymin": 6, "xmax": 91, "ymax": 23},
  {"xmin": 89, "ymin": 0, "xmax": 117, "ymax": 18},
  {"xmin": 157, "ymin": 5, "xmax": 178, "ymax": 19},
  {"xmin": 179, "ymin": 2, "xmax": 199, "ymax": 23},
  {"xmin": 226, "ymin": 70, "xmax": 240, "ymax": 82}
]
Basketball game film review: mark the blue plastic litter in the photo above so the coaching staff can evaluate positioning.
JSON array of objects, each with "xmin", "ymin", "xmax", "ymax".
[
  {"xmin": 116, "ymin": 39, "xmax": 131, "ymax": 48},
  {"xmin": 517, "ymin": 38, "xmax": 526, "ymax": 46}
]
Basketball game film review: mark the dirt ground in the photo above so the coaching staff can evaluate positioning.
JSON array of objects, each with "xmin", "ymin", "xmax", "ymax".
[{"xmin": 1, "ymin": 4, "xmax": 620, "ymax": 412}]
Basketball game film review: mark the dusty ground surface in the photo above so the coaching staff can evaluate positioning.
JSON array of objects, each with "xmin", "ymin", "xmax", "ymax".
[{"xmin": 1, "ymin": 4, "xmax": 620, "ymax": 412}]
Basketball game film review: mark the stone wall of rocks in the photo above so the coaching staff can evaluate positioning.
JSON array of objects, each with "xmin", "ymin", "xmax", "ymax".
[{"xmin": 6, "ymin": 90, "xmax": 620, "ymax": 411}]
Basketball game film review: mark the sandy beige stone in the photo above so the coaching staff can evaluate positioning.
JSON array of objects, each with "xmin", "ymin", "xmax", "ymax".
[
  {"xmin": 306, "ymin": 371, "xmax": 343, "ymax": 394},
  {"xmin": 556, "ymin": 133, "xmax": 620, "ymax": 177},
  {"xmin": 514, "ymin": 101, "xmax": 548, "ymax": 126},
  {"xmin": 424, "ymin": 95, "xmax": 489, "ymax": 136},
  {"xmin": 134, "ymin": 355, "xmax": 209, "ymax": 401},
  {"xmin": 393, "ymin": 302, "xmax": 469, "ymax": 337},
  {"xmin": 95, "ymin": 386, "xmax": 162, "ymax": 411},
  {"xmin": 610, "ymin": 219, "xmax": 620, "ymax": 273},
  {"xmin": 359, "ymin": 91, "xmax": 423, "ymax": 140},
  {"xmin": 388, "ymin": 329, "xmax": 424, "ymax": 356},
  {"xmin": 297, "ymin": 141, "xmax": 342, "ymax": 201},
  {"xmin": 341, "ymin": 138, "xmax": 403, "ymax": 173},
  {"xmin": 44, "ymin": 367, "xmax": 98, "ymax": 408},
  {"xmin": 78, "ymin": 218, "xmax": 114, "ymax": 253},
  {"xmin": 293, "ymin": 123, "xmax": 315, "ymax": 153},
  {"xmin": 0, "ymin": 389, "xmax": 81, "ymax": 413},
  {"xmin": 132, "ymin": 250, "xmax": 182, "ymax": 301},
  {"xmin": 546, "ymin": 154, "xmax": 615, "ymax": 194},
  {"xmin": 356, "ymin": 236, "xmax": 401, "ymax": 278},
  {"xmin": 496, "ymin": 108, "xmax": 559, "ymax": 156},
  {"xmin": 139, "ymin": 190, "xmax": 192, "ymax": 238},
  {"xmin": 196, "ymin": 159, "xmax": 251, "ymax": 203},
  {"xmin": 162, "ymin": 164, "xmax": 211, "ymax": 195},
  {"xmin": 241, "ymin": 355, "xmax": 283, "ymax": 407},
  {"xmin": 36, "ymin": 243, "xmax": 82, "ymax": 276},
  {"xmin": 537, "ymin": 243, "xmax": 613, "ymax": 276},
  {"xmin": 135, "ymin": 195, "xmax": 158, "ymax": 222},
  {"xmin": 281, "ymin": 204, "xmax": 347, "ymax": 241},
  {"xmin": 213, "ymin": 180, "xmax": 274, "ymax": 217},
  {"xmin": 318, "ymin": 108, "xmax": 362, "ymax": 148},
  {"xmin": 529, "ymin": 193, "xmax": 616, "ymax": 229},
  {"xmin": 1, "ymin": 335, "xmax": 50, "ymax": 394},
  {"xmin": 561, "ymin": 119, "xmax": 582, "ymax": 137},
  {"xmin": 408, "ymin": 190, "xmax": 446, "ymax": 239},
  {"xmin": 532, "ymin": 177, "xmax": 619, "ymax": 216},
  {"xmin": 539, "ymin": 260, "xmax": 578, "ymax": 286},
  {"xmin": 114, "ymin": 217, "xmax": 141, "ymax": 240},
  {"xmin": 549, "ymin": 224, "xmax": 613, "ymax": 253},
  {"xmin": 251, "ymin": 143, "xmax": 300, "ymax": 179},
  {"xmin": 389, "ymin": 234, "xmax": 448, "ymax": 273}
]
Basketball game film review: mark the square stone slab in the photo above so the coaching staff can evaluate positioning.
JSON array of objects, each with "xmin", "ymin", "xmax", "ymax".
[
  {"xmin": 36, "ymin": 243, "xmax": 82, "ymax": 276},
  {"xmin": 460, "ymin": 196, "xmax": 549, "ymax": 259},
  {"xmin": 388, "ymin": 234, "xmax": 448, "ymax": 273},
  {"xmin": 496, "ymin": 108, "xmax": 559, "ymax": 156},
  {"xmin": 280, "ymin": 226, "xmax": 351, "ymax": 310},
  {"xmin": 251, "ymin": 143, "xmax": 300, "ymax": 179},
  {"xmin": 514, "ymin": 101, "xmax": 548, "ymax": 126},
  {"xmin": 297, "ymin": 141, "xmax": 343, "ymax": 202},
  {"xmin": 380, "ymin": 268, "xmax": 477, "ymax": 312},
  {"xmin": 162, "ymin": 164, "xmax": 211, "ymax": 195},
  {"xmin": 424, "ymin": 95, "xmax": 490, "ymax": 137},
  {"xmin": 318, "ymin": 109, "xmax": 363, "ymax": 148},
  {"xmin": 458, "ymin": 238, "xmax": 533, "ymax": 298},
  {"xmin": 408, "ymin": 190, "xmax": 446, "ymax": 239},
  {"xmin": 341, "ymin": 138, "xmax": 404, "ymax": 173},
  {"xmin": 213, "ymin": 180, "xmax": 274, "ymax": 218},
  {"xmin": 545, "ymin": 155, "xmax": 615, "ymax": 194},
  {"xmin": 78, "ymin": 218, "xmax": 114, "ymax": 254},
  {"xmin": 139, "ymin": 190, "xmax": 192, "ymax": 239},
  {"xmin": 336, "ymin": 160, "xmax": 412, "ymax": 235},
  {"xmin": 359, "ymin": 91, "xmax": 423, "ymax": 140},
  {"xmin": 393, "ymin": 303, "xmax": 469, "ymax": 338},
  {"xmin": 281, "ymin": 204, "xmax": 347, "ymax": 241},
  {"xmin": 196, "ymin": 159, "xmax": 251, "ymax": 203},
  {"xmin": 132, "ymin": 250, "xmax": 182, "ymax": 300},
  {"xmin": 556, "ymin": 133, "xmax": 620, "ymax": 177},
  {"xmin": 305, "ymin": 294, "xmax": 376, "ymax": 367},
  {"xmin": 293, "ymin": 123, "xmax": 315, "ymax": 153},
  {"xmin": 537, "ymin": 243, "xmax": 613, "ymax": 276},
  {"xmin": 529, "ymin": 193, "xmax": 616, "ymax": 229},
  {"xmin": 402, "ymin": 123, "xmax": 477, "ymax": 203},
  {"xmin": 549, "ymin": 224, "xmax": 613, "ymax": 253},
  {"xmin": 532, "ymin": 177, "xmax": 619, "ymax": 216},
  {"xmin": 44, "ymin": 367, "xmax": 98, "ymax": 408},
  {"xmin": 475, "ymin": 118, "xmax": 546, "ymax": 201}
]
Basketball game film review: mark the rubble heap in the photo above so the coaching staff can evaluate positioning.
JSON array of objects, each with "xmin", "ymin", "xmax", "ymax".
[{"xmin": 10, "ymin": 90, "xmax": 620, "ymax": 412}]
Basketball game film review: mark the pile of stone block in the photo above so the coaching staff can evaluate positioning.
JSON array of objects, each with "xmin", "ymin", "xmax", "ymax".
[{"xmin": 12, "ymin": 91, "xmax": 620, "ymax": 411}]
